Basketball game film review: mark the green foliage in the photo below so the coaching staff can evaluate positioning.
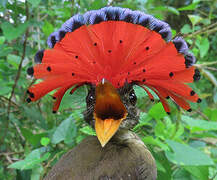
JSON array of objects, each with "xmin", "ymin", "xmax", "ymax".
[{"xmin": 0, "ymin": 0, "xmax": 216, "ymax": 180}]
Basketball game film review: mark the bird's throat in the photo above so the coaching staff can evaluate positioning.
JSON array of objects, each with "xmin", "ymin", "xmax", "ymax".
[{"xmin": 94, "ymin": 80, "xmax": 128, "ymax": 147}]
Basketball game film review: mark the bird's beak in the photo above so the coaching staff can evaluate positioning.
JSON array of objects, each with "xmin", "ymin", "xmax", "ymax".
[{"xmin": 94, "ymin": 80, "xmax": 127, "ymax": 147}]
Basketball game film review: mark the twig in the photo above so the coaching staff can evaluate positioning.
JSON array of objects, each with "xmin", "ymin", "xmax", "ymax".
[
  {"xmin": 0, "ymin": 151, "xmax": 24, "ymax": 156},
  {"xmin": 0, "ymin": 96, "xmax": 20, "ymax": 108},
  {"xmin": 210, "ymin": 172, "xmax": 217, "ymax": 180},
  {"xmin": 184, "ymin": 22, "xmax": 217, "ymax": 38},
  {"xmin": 40, "ymin": 14, "xmax": 48, "ymax": 21},
  {"xmin": 195, "ymin": 109, "xmax": 209, "ymax": 121},
  {"xmin": 37, "ymin": 9, "xmax": 41, "ymax": 50},
  {"xmin": 5, "ymin": 154, "xmax": 13, "ymax": 163},
  {"xmin": 204, "ymin": 67, "xmax": 217, "ymax": 71},
  {"xmin": 3, "ymin": 1, "xmax": 29, "ymax": 144},
  {"xmin": 194, "ymin": 61, "xmax": 217, "ymax": 67},
  {"xmin": 201, "ymin": 69, "xmax": 217, "ymax": 87},
  {"xmin": 71, "ymin": 0, "xmax": 74, "ymax": 15}
]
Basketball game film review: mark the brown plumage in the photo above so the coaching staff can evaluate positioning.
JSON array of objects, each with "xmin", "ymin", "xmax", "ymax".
[{"xmin": 44, "ymin": 130, "xmax": 157, "ymax": 180}]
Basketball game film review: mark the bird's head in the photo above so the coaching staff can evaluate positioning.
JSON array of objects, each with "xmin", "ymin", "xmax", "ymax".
[
  {"xmin": 26, "ymin": 7, "xmax": 201, "ymax": 147},
  {"xmin": 84, "ymin": 79, "xmax": 139, "ymax": 147}
]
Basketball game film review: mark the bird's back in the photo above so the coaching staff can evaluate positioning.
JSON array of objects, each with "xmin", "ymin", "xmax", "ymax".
[{"xmin": 44, "ymin": 130, "xmax": 157, "ymax": 180}]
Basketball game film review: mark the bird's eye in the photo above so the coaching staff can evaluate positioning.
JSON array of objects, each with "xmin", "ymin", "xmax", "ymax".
[
  {"xmin": 86, "ymin": 90, "xmax": 95, "ymax": 106},
  {"xmin": 129, "ymin": 90, "xmax": 137, "ymax": 105}
]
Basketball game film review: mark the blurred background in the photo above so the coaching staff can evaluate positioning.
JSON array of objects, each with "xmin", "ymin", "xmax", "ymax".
[{"xmin": 0, "ymin": 0, "xmax": 217, "ymax": 179}]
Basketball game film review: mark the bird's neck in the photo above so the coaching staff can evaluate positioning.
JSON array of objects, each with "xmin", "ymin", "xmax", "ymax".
[{"xmin": 111, "ymin": 129, "xmax": 145, "ymax": 147}]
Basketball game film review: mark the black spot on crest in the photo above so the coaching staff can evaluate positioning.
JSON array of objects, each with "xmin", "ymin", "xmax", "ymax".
[
  {"xmin": 47, "ymin": 66, "xmax": 51, "ymax": 72},
  {"xmin": 193, "ymin": 69, "xmax": 200, "ymax": 81},
  {"xmin": 190, "ymin": 90, "xmax": 195, "ymax": 96},
  {"xmin": 29, "ymin": 92, "xmax": 34, "ymax": 98},
  {"xmin": 169, "ymin": 72, "xmax": 174, "ymax": 77},
  {"xmin": 26, "ymin": 98, "xmax": 31, "ymax": 103},
  {"xmin": 187, "ymin": 108, "xmax": 192, "ymax": 112},
  {"xmin": 197, "ymin": 98, "xmax": 202, "ymax": 103},
  {"xmin": 27, "ymin": 67, "xmax": 34, "ymax": 76}
]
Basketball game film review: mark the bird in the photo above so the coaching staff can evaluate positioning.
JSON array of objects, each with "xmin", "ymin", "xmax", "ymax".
[{"xmin": 26, "ymin": 6, "xmax": 201, "ymax": 180}]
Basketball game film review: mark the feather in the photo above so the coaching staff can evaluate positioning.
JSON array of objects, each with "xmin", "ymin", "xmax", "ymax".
[{"xmin": 27, "ymin": 7, "xmax": 200, "ymax": 112}]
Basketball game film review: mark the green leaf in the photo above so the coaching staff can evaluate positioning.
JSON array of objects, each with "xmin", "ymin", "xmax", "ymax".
[
  {"xmin": 0, "ymin": 44, "xmax": 12, "ymax": 57},
  {"xmin": 196, "ymin": 38, "xmax": 209, "ymax": 58},
  {"xmin": 213, "ymin": 91, "xmax": 217, "ymax": 104},
  {"xmin": 80, "ymin": 126, "xmax": 96, "ymax": 136},
  {"xmin": 178, "ymin": 3, "xmax": 198, "ymax": 11},
  {"xmin": 52, "ymin": 116, "xmax": 77, "ymax": 144},
  {"xmin": 184, "ymin": 166, "xmax": 209, "ymax": 180},
  {"xmin": 204, "ymin": 108, "xmax": 217, "ymax": 121},
  {"xmin": 188, "ymin": 15, "xmax": 202, "ymax": 26},
  {"xmin": 0, "ymin": 36, "xmax": 5, "ymax": 44},
  {"xmin": 42, "ymin": 21, "xmax": 54, "ymax": 37},
  {"xmin": 173, "ymin": 168, "xmax": 194, "ymax": 180},
  {"xmin": 28, "ymin": 0, "xmax": 41, "ymax": 7},
  {"xmin": 142, "ymin": 136, "xmax": 169, "ymax": 151},
  {"xmin": 156, "ymin": 160, "xmax": 166, "ymax": 173},
  {"xmin": 173, "ymin": 124, "xmax": 184, "ymax": 140},
  {"xmin": 154, "ymin": 121, "xmax": 166, "ymax": 139},
  {"xmin": 1, "ymin": 22, "xmax": 28, "ymax": 41},
  {"xmin": 181, "ymin": 24, "xmax": 193, "ymax": 34},
  {"xmin": 21, "ymin": 128, "xmax": 47, "ymax": 147},
  {"xmin": 182, "ymin": 115, "xmax": 217, "ymax": 132},
  {"xmin": 59, "ymin": 85, "xmax": 87, "ymax": 111},
  {"xmin": 148, "ymin": 103, "xmax": 167, "ymax": 120},
  {"xmin": 8, "ymin": 149, "xmax": 50, "ymax": 170},
  {"xmin": 30, "ymin": 165, "xmax": 43, "ymax": 180},
  {"xmin": 7, "ymin": 54, "xmax": 21, "ymax": 69},
  {"xmin": 40, "ymin": 137, "xmax": 50, "ymax": 146},
  {"xmin": 154, "ymin": 6, "xmax": 180, "ymax": 15},
  {"xmin": 165, "ymin": 140, "xmax": 214, "ymax": 166},
  {"xmin": 0, "ymin": 0, "xmax": 7, "ymax": 7},
  {"xmin": 89, "ymin": 0, "xmax": 107, "ymax": 10},
  {"xmin": 0, "ymin": 80, "xmax": 11, "ymax": 95},
  {"xmin": 133, "ymin": 112, "xmax": 152, "ymax": 131}
]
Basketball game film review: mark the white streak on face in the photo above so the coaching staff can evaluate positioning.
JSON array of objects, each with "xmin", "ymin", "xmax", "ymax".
[{"xmin": 101, "ymin": 78, "xmax": 105, "ymax": 84}]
